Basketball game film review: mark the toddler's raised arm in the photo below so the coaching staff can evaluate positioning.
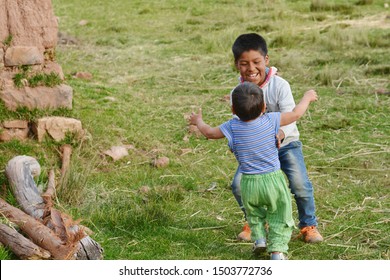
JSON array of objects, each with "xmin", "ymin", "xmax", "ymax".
[{"xmin": 190, "ymin": 108, "xmax": 225, "ymax": 139}]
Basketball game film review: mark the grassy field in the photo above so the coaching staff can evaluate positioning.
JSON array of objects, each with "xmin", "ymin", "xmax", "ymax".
[{"xmin": 0, "ymin": 0, "xmax": 389, "ymax": 260}]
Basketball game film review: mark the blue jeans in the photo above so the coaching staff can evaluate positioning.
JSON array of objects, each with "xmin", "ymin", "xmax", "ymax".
[{"xmin": 231, "ymin": 141, "xmax": 318, "ymax": 229}]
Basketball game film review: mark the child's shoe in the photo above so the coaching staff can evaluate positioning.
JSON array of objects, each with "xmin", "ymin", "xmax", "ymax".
[
  {"xmin": 300, "ymin": 226, "xmax": 323, "ymax": 243},
  {"xmin": 237, "ymin": 223, "xmax": 251, "ymax": 241},
  {"xmin": 252, "ymin": 238, "xmax": 267, "ymax": 255},
  {"xmin": 270, "ymin": 252, "xmax": 288, "ymax": 260}
]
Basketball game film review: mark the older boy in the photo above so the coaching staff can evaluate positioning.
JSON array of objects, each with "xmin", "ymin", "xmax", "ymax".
[
  {"xmin": 231, "ymin": 33, "xmax": 323, "ymax": 244},
  {"xmin": 190, "ymin": 82, "xmax": 318, "ymax": 260}
]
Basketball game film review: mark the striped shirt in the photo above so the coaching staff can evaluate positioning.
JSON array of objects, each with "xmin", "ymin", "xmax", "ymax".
[
  {"xmin": 232, "ymin": 67, "xmax": 299, "ymax": 148},
  {"xmin": 219, "ymin": 112, "xmax": 281, "ymax": 175}
]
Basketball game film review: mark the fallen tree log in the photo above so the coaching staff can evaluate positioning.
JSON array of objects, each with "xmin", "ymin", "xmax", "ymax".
[
  {"xmin": 5, "ymin": 156, "xmax": 45, "ymax": 219},
  {"xmin": 60, "ymin": 144, "xmax": 72, "ymax": 184},
  {"xmin": 75, "ymin": 234, "xmax": 104, "ymax": 260},
  {"xmin": 42, "ymin": 169, "xmax": 56, "ymax": 207},
  {"xmin": 0, "ymin": 223, "xmax": 51, "ymax": 260},
  {"xmin": 4, "ymin": 155, "xmax": 104, "ymax": 260},
  {"xmin": 0, "ymin": 198, "xmax": 80, "ymax": 259}
]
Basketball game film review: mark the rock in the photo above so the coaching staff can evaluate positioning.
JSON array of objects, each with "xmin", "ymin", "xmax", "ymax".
[
  {"xmin": 103, "ymin": 146, "xmax": 129, "ymax": 161},
  {"xmin": 0, "ymin": 120, "xmax": 29, "ymax": 142},
  {"xmin": 0, "ymin": 48, "xmax": 4, "ymax": 69},
  {"xmin": 0, "ymin": 0, "xmax": 58, "ymax": 53},
  {"xmin": 152, "ymin": 157, "xmax": 170, "ymax": 168},
  {"xmin": 138, "ymin": 186, "xmax": 150, "ymax": 194},
  {"xmin": 4, "ymin": 46, "xmax": 44, "ymax": 66},
  {"xmin": 73, "ymin": 72, "xmax": 93, "ymax": 80},
  {"xmin": 43, "ymin": 61, "xmax": 65, "ymax": 80},
  {"xmin": 2, "ymin": 120, "xmax": 28, "ymax": 129},
  {"xmin": 0, "ymin": 1, "xmax": 7, "ymax": 43},
  {"xmin": 32, "ymin": 117, "xmax": 83, "ymax": 142},
  {"xmin": 0, "ymin": 0, "xmax": 73, "ymax": 112},
  {"xmin": 57, "ymin": 32, "xmax": 78, "ymax": 45},
  {"xmin": 1, "ymin": 84, "xmax": 73, "ymax": 111},
  {"xmin": 0, "ymin": 128, "xmax": 29, "ymax": 142},
  {"xmin": 78, "ymin": 20, "xmax": 88, "ymax": 26}
]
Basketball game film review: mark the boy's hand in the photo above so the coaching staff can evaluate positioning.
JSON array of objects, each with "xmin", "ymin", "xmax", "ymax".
[
  {"xmin": 190, "ymin": 108, "xmax": 203, "ymax": 126},
  {"xmin": 304, "ymin": 89, "xmax": 318, "ymax": 102},
  {"xmin": 275, "ymin": 130, "xmax": 285, "ymax": 149}
]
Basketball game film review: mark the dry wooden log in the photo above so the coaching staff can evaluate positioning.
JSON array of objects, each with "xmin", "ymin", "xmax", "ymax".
[
  {"xmin": 0, "ymin": 198, "xmax": 80, "ymax": 259},
  {"xmin": 0, "ymin": 223, "xmax": 51, "ymax": 260},
  {"xmin": 42, "ymin": 208, "xmax": 103, "ymax": 259},
  {"xmin": 5, "ymin": 156, "xmax": 45, "ymax": 219},
  {"xmin": 43, "ymin": 169, "xmax": 56, "ymax": 199},
  {"xmin": 60, "ymin": 144, "xmax": 72, "ymax": 183},
  {"xmin": 4, "ymin": 155, "xmax": 104, "ymax": 260},
  {"xmin": 42, "ymin": 169, "xmax": 56, "ymax": 210},
  {"xmin": 75, "ymin": 234, "xmax": 104, "ymax": 260}
]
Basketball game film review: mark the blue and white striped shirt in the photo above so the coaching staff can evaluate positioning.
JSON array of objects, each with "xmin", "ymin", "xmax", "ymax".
[{"xmin": 219, "ymin": 112, "xmax": 281, "ymax": 175}]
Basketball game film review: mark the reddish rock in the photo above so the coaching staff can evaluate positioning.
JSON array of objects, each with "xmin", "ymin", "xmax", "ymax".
[
  {"xmin": 0, "ymin": 128, "xmax": 29, "ymax": 142},
  {"xmin": 0, "ymin": 48, "xmax": 4, "ymax": 69},
  {"xmin": 43, "ymin": 61, "xmax": 65, "ymax": 80},
  {"xmin": 0, "ymin": 120, "xmax": 29, "ymax": 142},
  {"xmin": 103, "ymin": 146, "xmax": 129, "ymax": 161},
  {"xmin": 2, "ymin": 120, "xmax": 28, "ymax": 129},
  {"xmin": 32, "ymin": 117, "xmax": 83, "ymax": 142},
  {"xmin": 0, "ymin": 0, "xmax": 8, "ymax": 43},
  {"xmin": 0, "ymin": 0, "xmax": 72, "ymax": 111},
  {"xmin": 1, "ymin": 84, "xmax": 73, "ymax": 111},
  {"xmin": 4, "ymin": 46, "xmax": 44, "ymax": 66},
  {"xmin": 73, "ymin": 72, "xmax": 93, "ymax": 80},
  {"xmin": 78, "ymin": 20, "xmax": 88, "ymax": 26},
  {"xmin": 0, "ymin": 0, "xmax": 58, "ymax": 53},
  {"xmin": 152, "ymin": 157, "xmax": 170, "ymax": 168},
  {"xmin": 138, "ymin": 186, "xmax": 151, "ymax": 194}
]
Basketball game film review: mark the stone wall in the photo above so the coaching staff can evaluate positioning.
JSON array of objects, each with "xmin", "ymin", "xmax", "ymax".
[{"xmin": 0, "ymin": 0, "xmax": 73, "ymax": 111}]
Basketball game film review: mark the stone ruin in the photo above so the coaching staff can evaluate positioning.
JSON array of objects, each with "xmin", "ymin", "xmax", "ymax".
[
  {"xmin": 0, "ymin": 0, "xmax": 82, "ymax": 142},
  {"xmin": 0, "ymin": 1, "xmax": 103, "ymax": 260}
]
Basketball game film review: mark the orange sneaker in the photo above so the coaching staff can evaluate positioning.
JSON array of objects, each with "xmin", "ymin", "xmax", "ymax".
[
  {"xmin": 300, "ymin": 226, "xmax": 323, "ymax": 243},
  {"xmin": 237, "ymin": 223, "xmax": 251, "ymax": 241}
]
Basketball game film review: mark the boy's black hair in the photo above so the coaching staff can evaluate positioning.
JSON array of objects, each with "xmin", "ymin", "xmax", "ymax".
[
  {"xmin": 232, "ymin": 82, "xmax": 264, "ymax": 122},
  {"xmin": 232, "ymin": 33, "xmax": 268, "ymax": 62}
]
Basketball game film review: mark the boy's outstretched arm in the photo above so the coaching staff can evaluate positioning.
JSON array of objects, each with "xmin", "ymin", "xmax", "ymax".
[
  {"xmin": 190, "ymin": 108, "xmax": 225, "ymax": 139},
  {"xmin": 280, "ymin": 90, "xmax": 318, "ymax": 126}
]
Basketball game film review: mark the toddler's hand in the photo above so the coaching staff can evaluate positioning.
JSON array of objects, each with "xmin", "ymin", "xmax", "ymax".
[
  {"xmin": 304, "ymin": 89, "xmax": 318, "ymax": 102},
  {"xmin": 189, "ymin": 108, "xmax": 202, "ymax": 126}
]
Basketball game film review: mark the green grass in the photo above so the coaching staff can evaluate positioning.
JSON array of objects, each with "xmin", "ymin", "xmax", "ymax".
[
  {"xmin": 12, "ymin": 66, "xmax": 62, "ymax": 88},
  {"xmin": 0, "ymin": 0, "xmax": 389, "ymax": 260}
]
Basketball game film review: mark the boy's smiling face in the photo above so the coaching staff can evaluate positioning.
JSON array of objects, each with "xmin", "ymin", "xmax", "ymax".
[{"xmin": 236, "ymin": 50, "xmax": 269, "ymax": 86}]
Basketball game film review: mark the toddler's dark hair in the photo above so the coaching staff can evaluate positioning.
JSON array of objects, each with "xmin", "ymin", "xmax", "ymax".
[
  {"xmin": 232, "ymin": 82, "xmax": 264, "ymax": 122},
  {"xmin": 232, "ymin": 33, "xmax": 268, "ymax": 62}
]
